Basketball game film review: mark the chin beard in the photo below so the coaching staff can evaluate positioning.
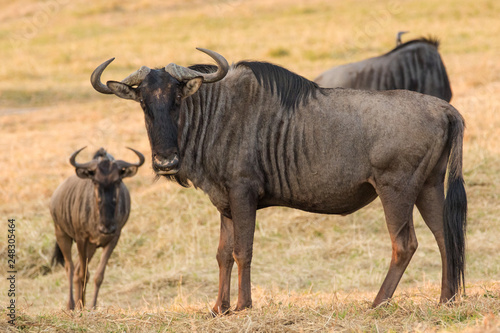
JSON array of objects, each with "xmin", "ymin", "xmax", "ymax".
[{"xmin": 153, "ymin": 173, "xmax": 190, "ymax": 188}]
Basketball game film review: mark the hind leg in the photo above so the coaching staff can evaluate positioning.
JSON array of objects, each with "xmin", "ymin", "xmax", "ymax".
[
  {"xmin": 373, "ymin": 189, "xmax": 418, "ymax": 307},
  {"xmin": 416, "ymin": 183, "xmax": 453, "ymax": 302}
]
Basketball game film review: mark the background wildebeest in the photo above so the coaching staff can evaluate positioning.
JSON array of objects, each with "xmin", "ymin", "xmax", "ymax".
[
  {"xmin": 314, "ymin": 35, "xmax": 453, "ymax": 102},
  {"xmin": 51, "ymin": 147, "xmax": 144, "ymax": 310},
  {"xmin": 91, "ymin": 48, "xmax": 466, "ymax": 314}
]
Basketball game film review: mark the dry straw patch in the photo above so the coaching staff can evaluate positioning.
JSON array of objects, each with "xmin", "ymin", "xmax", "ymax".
[
  {"xmin": 1, "ymin": 0, "xmax": 500, "ymax": 331},
  {"xmin": 2, "ymin": 285, "xmax": 500, "ymax": 332}
]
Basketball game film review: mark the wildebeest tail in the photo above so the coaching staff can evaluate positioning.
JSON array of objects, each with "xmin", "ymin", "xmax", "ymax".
[
  {"xmin": 51, "ymin": 242, "xmax": 65, "ymax": 267},
  {"xmin": 443, "ymin": 110, "xmax": 467, "ymax": 299}
]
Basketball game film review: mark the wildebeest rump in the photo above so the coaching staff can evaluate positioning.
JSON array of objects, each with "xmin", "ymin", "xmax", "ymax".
[
  {"xmin": 51, "ymin": 147, "xmax": 144, "ymax": 310},
  {"xmin": 314, "ymin": 36, "xmax": 453, "ymax": 102},
  {"xmin": 91, "ymin": 48, "xmax": 467, "ymax": 314}
]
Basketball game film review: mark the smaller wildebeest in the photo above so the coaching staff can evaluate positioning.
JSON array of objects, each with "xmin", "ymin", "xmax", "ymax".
[
  {"xmin": 91, "ymin": 48, "xmax": 466, "ymax": 314},
  {"xmin": 51, "ymin": 147, "xmax": 144, "ymax": 310},
  {"xmin": 314, "ymin": 35, "xmax": 452, "ymax": 101}
]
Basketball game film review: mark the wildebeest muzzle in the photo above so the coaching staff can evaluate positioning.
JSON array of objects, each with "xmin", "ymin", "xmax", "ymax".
[
  {"xmin": 153, "ymin": 153, "xmax": 180, "ymax": 175},
  {"xmin": 98, "ymin": 224, "xmax": 117, "ymax": 235}
]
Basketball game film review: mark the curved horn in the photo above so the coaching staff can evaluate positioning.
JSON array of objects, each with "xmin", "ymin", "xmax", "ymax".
[
  {"xmin": 121, "ymin": 66, "xmax": 151, "ymax": 86},
  {"xmin": 91, "ymin": 58, "xmax": 151, "ymax": 94},
  {"xmin": 195, "ymin": 48, "xmax": 229, "ymax": 83},
  {"xmin": 165, "ymin": 63, "xmax": 202, "ymax": 81},
  {"xmin": 91, "ymin": 58, "xmax": 115, "ymax": 94},
  {"xmin": 165, "ymin": 48, "xmax": 229, "ymax": 83},
  {"xmin": 116, "ymin": 147, "xmax": 145, "ymax": 168},
  {"xmin": 69, "ymin": 146, "xmax": 94, "ymax": 169}
]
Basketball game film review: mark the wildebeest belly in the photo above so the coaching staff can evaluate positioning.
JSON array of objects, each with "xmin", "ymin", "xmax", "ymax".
[{"xmin": 259, "ymin": 181, "xmax": 378, "ymax": 215}]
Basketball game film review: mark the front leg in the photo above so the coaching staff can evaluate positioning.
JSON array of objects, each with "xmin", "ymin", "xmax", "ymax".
[
  {"xmin": 212, "ymin": 215, "xmax": 235, "ymax": 315},
  {"xmin": 228, "ymin": 184, "xmax": 258, "ymax": 311},
  {"xmin": 74, "ymin": 241, "xmax": 97, "ymax": 309},
  {"xmin": 91, "ymin": 236, "xmax": 119, "ymax": 309},
  {"xmin": 74, "ymin": 241, "xmax": 88, "ymax": 309}
]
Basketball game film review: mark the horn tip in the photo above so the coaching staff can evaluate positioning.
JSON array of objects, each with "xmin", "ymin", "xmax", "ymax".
[
  {"xmin": 72, "ymin": 146, "xmax": 87, "ymax": 154},
  {"xmin": 196, "ymin": 47, "xmax": 214, "ymax": 54},
  {"xmin": 100, "ymin": 58, "xmax": 115, "ymax": 66},
  {"xmin": 69, "ymin": 146, "xmax": 87, "ymax": 164},
  {"xmin": 125, "ymin": 147, "xmax": 145, "ymax": 166},
  {"xmin": 103, "ymin": 57, "xmax": 115, "ymax": 66}
]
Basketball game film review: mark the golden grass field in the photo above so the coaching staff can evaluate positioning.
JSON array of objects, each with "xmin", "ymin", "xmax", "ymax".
[{"xmin": 1, "ymin": 0, "xmax": 499, "ymax": 331}]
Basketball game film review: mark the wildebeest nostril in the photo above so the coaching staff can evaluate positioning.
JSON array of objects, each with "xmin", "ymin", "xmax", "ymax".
[
  {"xmin": 99, "ymin": 225, "xmax": 116, "ymax": 234},
  {"xmin": 153, "ymin": 153, "xmax": 179, "ymax": 172}
]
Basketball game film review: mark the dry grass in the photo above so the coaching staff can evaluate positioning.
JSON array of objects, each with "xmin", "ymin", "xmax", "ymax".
[
  {"xmin": 3, "ymin": 285, "xmax": 500, "ymax": 332},
  {"xmin": 0, "ymin": 0, "xmax": 499, "ymax": 331}
]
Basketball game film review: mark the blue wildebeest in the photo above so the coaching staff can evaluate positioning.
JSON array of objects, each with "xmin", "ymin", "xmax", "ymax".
[
  {"xmin": 51, "ymin": 147, "xmax": 144, "ymax": 310},
  {"xmin": 314, "ymin": 36, "xmax": 453, "ymax": 102},
  {"xmin": 91, "ymin": 48, "xmax": 466, "ymax": 314}
]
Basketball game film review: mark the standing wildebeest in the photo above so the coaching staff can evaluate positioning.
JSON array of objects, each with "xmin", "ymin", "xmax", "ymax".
[
  {"xmin": 91, "ymin": 48, "xmax": 466, "ymax": 314},
  {"xmin": 314, "ymin": 36, "xmax": 453, "ymax": 102},
  {"xmin": 51, "ymin": 147, "xmax": 144, "ymax": 310}
]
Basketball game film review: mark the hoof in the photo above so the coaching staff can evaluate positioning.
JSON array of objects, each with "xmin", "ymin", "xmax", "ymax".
[
  {"xmin": 67, "ymin": 300, "xmax": 75, "ymax": 311},
  {"xmin": 234, "ymin": 304, "xmax": 252, "ymax": 312},
  {"xmin": 210, "ymin": 306, "xmax": 232, "ymax": 317}
]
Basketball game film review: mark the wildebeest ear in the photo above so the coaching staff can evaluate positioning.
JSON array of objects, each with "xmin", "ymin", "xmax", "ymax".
[
  {"xmin": 106, "ymin": 81, "xmax": 140, "ymax": 101},
  {"xmin": 181, "ymin": 77, "xmax": 203, "ymax": 99},
  {"xmin": 75, "ymin": 168, "xmax": 95, "ymax": 179},
  {"xmin": 119, "ymin": 166, "xmax": 138, "ymax": 179}
]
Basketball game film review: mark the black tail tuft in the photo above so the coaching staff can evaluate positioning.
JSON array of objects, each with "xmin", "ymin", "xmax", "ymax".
[
  {"xmin": 444, "ymin": 178, "xmax": 467, "ymax": 297},
  {"xmin": 443, "ymin": 112, "xmax": 467, "ymax": 299},
  {"xmin": 51, "ymin": 242, "xmax": 65, "ymax": 267}
]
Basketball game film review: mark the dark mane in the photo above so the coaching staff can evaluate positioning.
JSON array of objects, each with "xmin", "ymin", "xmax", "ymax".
[
  {"xmin": 236, "ymin": 61, "xmax": 323, "ymax": 110},
  {"xmin": 188, "ymin": 64, "xmax": 218, "ymax": 73},
  {"xmin": 388, "ymin": 36, "xmax": 440, "ymax": 54}
]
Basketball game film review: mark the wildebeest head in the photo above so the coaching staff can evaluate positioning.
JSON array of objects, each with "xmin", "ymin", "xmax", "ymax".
[
  {"xmin": 90, "ymin": 48, "xmax": 229, "ymax": 176},
  {"xmin": 70, "ymin": 147, "xmax": 145, "ymax": 234}
]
